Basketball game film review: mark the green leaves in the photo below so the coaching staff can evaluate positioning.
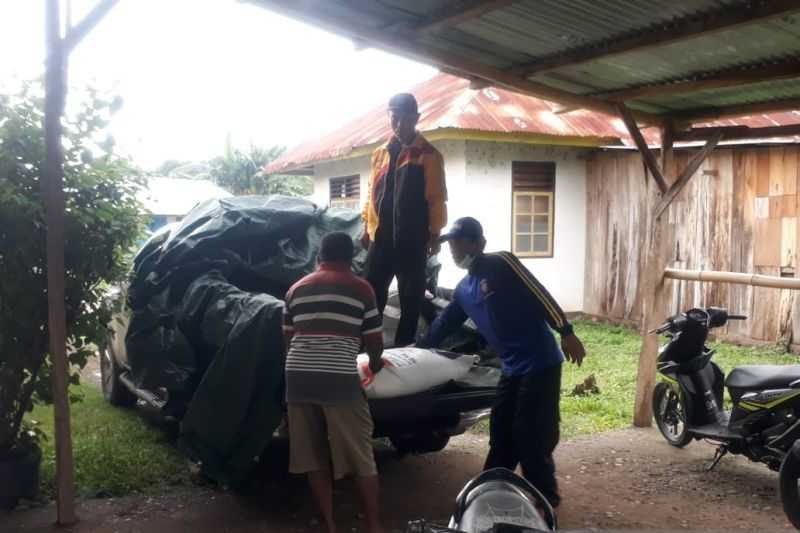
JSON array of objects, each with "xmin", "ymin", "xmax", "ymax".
[
  {"xmin": 208, "ymin": 143, "xmax": 312, "ymax": 196},
  {"xmin": 0, "ymin": 80, "xmax": 145, "ymax": 450}
]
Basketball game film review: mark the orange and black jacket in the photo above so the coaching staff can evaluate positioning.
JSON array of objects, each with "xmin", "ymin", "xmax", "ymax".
[{"xmin": 362, "ymin": 133, "xmax": 447, "ymax": 247}]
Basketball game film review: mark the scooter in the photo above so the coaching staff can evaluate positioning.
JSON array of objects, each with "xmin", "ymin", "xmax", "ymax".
[
  {"xmin": 407, "ymin": 468, "xmax": 557, "ymax": 533},
  {"xmin": 651, "ymin": 307, "xmax": 800, "ymax": 527}
]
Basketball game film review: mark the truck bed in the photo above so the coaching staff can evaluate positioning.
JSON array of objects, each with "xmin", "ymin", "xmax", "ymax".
[{"xmin": 369, "ymin": 365, "xmax": 499, "ymax": 437}]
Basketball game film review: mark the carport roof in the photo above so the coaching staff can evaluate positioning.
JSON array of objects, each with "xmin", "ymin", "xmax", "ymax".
[{"xmin": 248, "ymin": 0, "xmax": 800, "ymax": 125}]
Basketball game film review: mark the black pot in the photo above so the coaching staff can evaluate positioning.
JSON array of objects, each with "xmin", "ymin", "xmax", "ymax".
[{"xmin": 0, "ymin": 444, "xmax": 42, "ymax": 510}]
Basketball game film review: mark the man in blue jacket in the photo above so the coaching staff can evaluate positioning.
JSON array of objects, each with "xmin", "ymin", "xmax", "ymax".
[{"xmin": 418, "ymin": 217, "xmax": 585, "ymax": 508}]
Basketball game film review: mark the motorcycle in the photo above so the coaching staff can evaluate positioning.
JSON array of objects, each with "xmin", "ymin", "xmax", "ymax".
[
  {"xmin": 407, "ymin": 468, "xmax": 557, "ymax": 533},
  {"xmin": 651, "ymin": 307, "xmax": 800, "ymax": 527}
]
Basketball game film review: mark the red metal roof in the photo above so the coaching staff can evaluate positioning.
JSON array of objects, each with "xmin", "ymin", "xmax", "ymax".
[
  {"xmin": 266, "ymin": 73, "xmax": 800, "ymax": 174},
  {"xmin": 266, "ymin": 73, "xmax": 633, "ymax": 173}
]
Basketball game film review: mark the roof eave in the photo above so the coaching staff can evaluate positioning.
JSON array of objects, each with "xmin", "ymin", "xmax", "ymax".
[{"xmin": 266, "ymin": 127, "xmax": 623, "ymax": 173}]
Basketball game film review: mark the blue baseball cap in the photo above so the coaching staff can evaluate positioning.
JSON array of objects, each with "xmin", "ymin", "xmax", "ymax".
[{"xmin": 439, "ymin": 217, "xmax": 484, "ymax": 243}]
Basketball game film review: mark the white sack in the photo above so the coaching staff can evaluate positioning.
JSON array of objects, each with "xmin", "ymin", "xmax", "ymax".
[{"xmin": 357, "ymin": 347, "xmax": 477, "ymax": 399}]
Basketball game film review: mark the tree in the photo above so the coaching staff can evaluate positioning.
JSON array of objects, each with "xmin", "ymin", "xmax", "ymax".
[
  {"xmin": 209, "ymin": 139, "xmax": 311, "ymax": 197},
  {"xmin": 0, "ymin": 82, "xmax": 144, "ymax": 453}
]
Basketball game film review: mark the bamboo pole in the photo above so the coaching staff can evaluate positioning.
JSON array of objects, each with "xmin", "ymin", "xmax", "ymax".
[{"xmin": 664, "ymin": 268, "xmax": 800, "ymax": 290}]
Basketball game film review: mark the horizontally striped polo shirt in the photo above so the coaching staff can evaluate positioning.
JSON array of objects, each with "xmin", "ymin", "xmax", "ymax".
[{"xmin": 282, "ymin": 261, "xmax": 382, "ymax": 405}]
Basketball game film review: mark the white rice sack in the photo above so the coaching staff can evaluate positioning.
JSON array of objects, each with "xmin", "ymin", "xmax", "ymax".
[{"xmin": 357, "ymin": 347, "xmax": 478, "ymax": 399}]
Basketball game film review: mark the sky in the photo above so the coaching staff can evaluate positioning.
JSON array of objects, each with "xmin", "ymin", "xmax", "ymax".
[{"xmin": 0, "ymin": 0, "xmax": 437, "ymax": 169}]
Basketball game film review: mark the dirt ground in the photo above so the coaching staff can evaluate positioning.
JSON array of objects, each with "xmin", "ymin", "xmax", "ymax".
[{"xmin": 3, "ymin": 426, "xmax": 796, "ymax": 532}]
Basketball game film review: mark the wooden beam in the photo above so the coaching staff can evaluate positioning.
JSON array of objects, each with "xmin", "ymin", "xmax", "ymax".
[
  {"xmin": 661, "ymin": 120, "xmax": 675, "ymax": 181},
  {"xmin": 654, "ymin": 130, "xmax": 724, "ymax": 218},
  {"xmin": 411, "ymin": 0, "xmax": 519, "ymax": 34},
  {"xmin": 674, "ymin": 125, "xmax": 749, "ymax": 141},
  {"xmin": 593, "ymin": 59, "xmax": 800, "ymax": 102},
  {"xmin": 674, "ymin": 97, "xmax": 800, "ymax": 122},
  {"xmin": 469, "ymin": 78, "xmax": 491, "ymax": 90},
  {"xmin": 251, "ymin": 0, "xmax": 662, "ymax": 124},
  {"xmin": 675, "ymin": 124, "xmax": 800, "ymax": 142},
  {"xmin": 617, "ymin": 103, "xmax": 668, "ymax": 193},
  {"xmin": 509, "ymin": 0, "xmax": 800, "ymax": 77},
  {"xmin": 45, "ymin": 0, "xmax": 77, "ymax": 525},
  {"xmin": 63, "ymin": 0, "xmax": 119, "ymax": 52}
]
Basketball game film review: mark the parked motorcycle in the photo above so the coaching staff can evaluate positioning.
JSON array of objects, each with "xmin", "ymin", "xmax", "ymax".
[
  {"xmin": 406, "ymin": 468, "xmax": 557, "ymax": 533},
  {"xmin": 651, "ymin": 307, "xmax": 800, "ymax": 527}
]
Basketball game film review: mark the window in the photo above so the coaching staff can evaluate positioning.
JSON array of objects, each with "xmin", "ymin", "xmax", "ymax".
[
  {"xmin": 511, "ymin": 162, "xmax": 555, "ymax": 257},
  {"xmin": 329, "ymin": 175, "xmax": 360, "ymax": 209}
]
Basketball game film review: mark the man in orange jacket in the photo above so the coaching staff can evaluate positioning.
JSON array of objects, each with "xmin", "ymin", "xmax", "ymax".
[{"xmin": 361, "ymin": 93, "xmax": 448, "ymax": 347}]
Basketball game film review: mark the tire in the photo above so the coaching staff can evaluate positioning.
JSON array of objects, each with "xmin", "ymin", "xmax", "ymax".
[
  {"xmin": 100, "ymin": 345, "xmax": 137, "ymax": 407},
  {"xmin": 652, "ymin": 382, "xmax": 692, "ymax": 448},
  {"xmin": 390, "ymin": 432, "xmax": 450, "ymax": 455},
  {"xmin": 780, "ymin": 445, "xmax": 800, "ymax": 530}
]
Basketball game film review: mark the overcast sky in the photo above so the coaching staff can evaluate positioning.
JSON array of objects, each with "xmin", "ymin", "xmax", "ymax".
[{"xmin": 0, "ymin": 0, "xmax": 437, "ymax": 169}]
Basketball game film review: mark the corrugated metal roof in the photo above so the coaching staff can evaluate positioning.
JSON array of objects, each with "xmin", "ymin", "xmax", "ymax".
[
  {"xmin": 265, "ymin": 74, "xmax": 800, "ymax": 173},
  {"xmin": 539, "ymin": 20, "xmax": 800, "ymax": 99},
  {"xmin": 460, "ymin": 0, "xmax": 736, "ymax": 60},
  {"xmin": 265, "ymin": 73, "xmax": 634, "ymax": 173},
  {"xmin": 250, "ymin": 0, "xmax": 800, "ymax": 119},
  {"xmin": 645, "ymin": 78, "xmax": 800, "ymax": 111}
]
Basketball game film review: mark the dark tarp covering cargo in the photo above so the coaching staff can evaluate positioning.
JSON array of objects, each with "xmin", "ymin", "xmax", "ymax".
[{"xmin": 124, "ymin": 195, "xmax": 441, "ymax": 486}]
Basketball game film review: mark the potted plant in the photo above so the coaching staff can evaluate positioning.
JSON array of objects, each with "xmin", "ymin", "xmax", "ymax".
[
  {"xmin": 0, "ymin": 421, "xmax": 44, "ymax": 509},
  {"xmin": 0, "ymin": 83, "xmax": 144, "ymax": 509}
]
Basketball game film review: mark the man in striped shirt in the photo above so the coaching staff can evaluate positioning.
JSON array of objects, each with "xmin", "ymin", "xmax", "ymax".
[
  {"xmin": 418, "ymin": 217, "xmax": 586, "ymax": 509},
  {"xmin": 283, "ymin": 232, "xmax": 384, "ymax": 533}
]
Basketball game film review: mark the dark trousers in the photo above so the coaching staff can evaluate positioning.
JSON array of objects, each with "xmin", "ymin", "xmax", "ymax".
[
  {"xmin": 365, "ymin": 235, "xmax": 427, "ymax": 347},
  {"xmin": 484, "ymin": 363, "xmax": 562, "ymax": 507}
]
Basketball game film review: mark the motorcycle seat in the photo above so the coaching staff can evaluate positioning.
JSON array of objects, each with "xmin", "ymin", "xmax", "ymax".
[{"xmin": 725, "ymin": 365, "xmax": 800, "ymax": 391}]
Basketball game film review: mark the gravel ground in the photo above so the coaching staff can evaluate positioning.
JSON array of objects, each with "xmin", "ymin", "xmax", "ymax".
[{"xmin": 4, "ymin": 426, "xmax": 796, "ymax": 532}]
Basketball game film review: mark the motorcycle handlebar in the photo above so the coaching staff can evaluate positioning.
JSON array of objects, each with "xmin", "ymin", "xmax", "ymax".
[
  {"xmin": 649, "ymin": 323, "xmax": 671, "ymax": 335},
  {"xmin": 650, "ymin": 311, "xmax": 747, "ymax": 335}
]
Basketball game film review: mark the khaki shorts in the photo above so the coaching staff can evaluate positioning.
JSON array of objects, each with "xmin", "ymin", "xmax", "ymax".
[{"xmin": 287, "ymin": 396, "xmax": 377, "ymax": 480}]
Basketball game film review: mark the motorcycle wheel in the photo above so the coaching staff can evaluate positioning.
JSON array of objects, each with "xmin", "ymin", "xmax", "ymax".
[
  {"xmin": 652, "ymin": 382, "xmax": 691, "ymax": 447},
  {"xmin": 779, "ymin": 446, "xmax": 800, "ymax": 529}
]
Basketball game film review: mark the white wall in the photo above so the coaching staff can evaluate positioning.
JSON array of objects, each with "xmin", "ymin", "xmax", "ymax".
[
  {"xmin": 457, "ymin": 141, "xmax": 589, "ymax": 312},
  {"xmin": 312, "ymin": 139, "xmax": 588, "ymax": 312},
  {"xmin": 311, "ymin": 157, "xmax": 372, "ymax": 208}
]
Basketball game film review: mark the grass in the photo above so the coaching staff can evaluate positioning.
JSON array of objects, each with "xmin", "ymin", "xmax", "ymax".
[
  {"xmin": 472, "ymin": 319, "xmax": 799, "ymax": 440},
  {"xmin": 28, "ymin": 383, "xmax": 188, "ymax": 499}
]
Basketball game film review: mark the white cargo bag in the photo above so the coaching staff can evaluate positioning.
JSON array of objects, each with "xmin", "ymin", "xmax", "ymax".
[{"xmin": 357, "ymin": 347, "xmax": 478, "ymax": 399}]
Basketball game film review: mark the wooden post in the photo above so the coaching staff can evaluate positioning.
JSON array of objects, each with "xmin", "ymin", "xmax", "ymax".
[
  {"xmin": 631, "ymin": 120, "xmax": 726, "ymax": 426},
  {"xmin": 44, "ymin": 0, "xmax": 77, "ymax": 525},
  {"xmin": 632, "ymin": 123, "xmax": 675, "ymax": 427}
]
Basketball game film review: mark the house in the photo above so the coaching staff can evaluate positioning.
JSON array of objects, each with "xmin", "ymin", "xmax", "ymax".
[
  {"xmin": 267, "ymin": 74, "xmax": 800, "ymax": 345},
  {"xmin": 137, "ymin": 177, "xmax": 232, "ymax": 232},
  {"xmin": 267, "ymin": 73, "xmax": 643, "ymax": 311}
]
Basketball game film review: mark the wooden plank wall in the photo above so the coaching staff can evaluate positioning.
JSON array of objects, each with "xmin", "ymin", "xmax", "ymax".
[{"xmin": 584, "ymin": 145, "xmax": 800, "ymax": 345}]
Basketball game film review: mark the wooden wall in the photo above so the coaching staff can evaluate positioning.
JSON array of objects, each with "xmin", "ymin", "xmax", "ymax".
[{"xmin": 584, "ymin": 145, "xmax": 800, "ymax": 345}]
